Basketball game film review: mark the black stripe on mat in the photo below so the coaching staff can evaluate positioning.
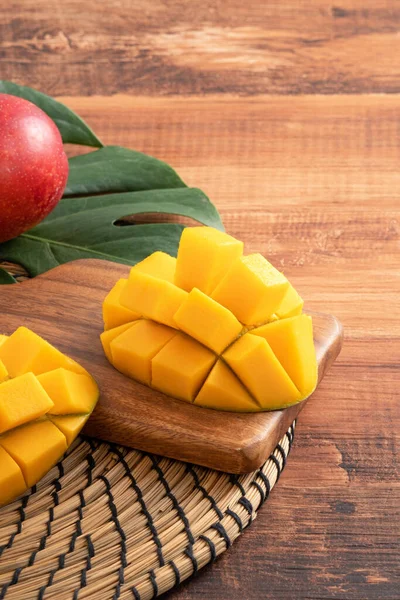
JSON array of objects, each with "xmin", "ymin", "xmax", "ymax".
[
  {"xmin": 130, "ymin": 586, "xmax": 141, "ymax": 600},
  {"xmin": 269, "ymin": 454, "xmax": 282, "ymax": 482},
  {"xmin": 211, "ymin": 522, "xmax": 232, "ymax": 549},
  {"xmin": 0, "ymin": 492, "xmax": 29, "ymax": 558},
  {"xmin": 111, "ymin": 445, "xmax": 166, "ymax": 568},
  {"xmin": 0, "ymin": 463, "xmax": 64, "ymax": 597},
  {"xmin": 229, "ymin": 474, "xmax": 246, "ymax": 497},
  {"xmin": 149, "ymin": 455, "xmax": 198, "ymax": 576},
  {"xmin": 199, "ymin": 535, "xmax": 217, "ymax": 562},
  {"xmin": 225, "ymin": 508, "xmax": 244, "ymax": 533},
  {"xmin": 149, "ymin": 570, "xmax": 158, "ymax": 597},
  {"xmin": 39, "ymin": 445, "xmax": 97, "ymax": 598},
  {"xmin": 149, "ymin": 457, "xmax": 195, "ymax": 546},
  {"xmin": 169, "ymin": 560, "xmax": 181, "ymax": 587},
  {"xmin": 72, "ymin": 535, "xmax": 95, "ymax": 600},
  {"xmin": 256, "ymin": 470, "xmax": 271, "ymax": 503},
  {"xmin": 185, "ymin": 464, "xmax": 224, "ymax": 521},
  {"xmin": 99, "ymin": 474, "xmax": 128, "ymax": 600},
  {"xmin": 276, "ymin": 443, "xmax": 287, "ymax": 471},
  {"xmin": 229, "ymin": 474, "xmax": 254, "ymax": 523}
]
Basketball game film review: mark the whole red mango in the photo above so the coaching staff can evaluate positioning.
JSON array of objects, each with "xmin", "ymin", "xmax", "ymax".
[{"xmin": 0, "ymin": 94, "xmax": 68, "ymax": 243}]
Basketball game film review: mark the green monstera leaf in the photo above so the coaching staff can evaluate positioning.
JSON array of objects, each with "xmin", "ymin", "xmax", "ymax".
[{"xmin": 0, "ymin": 189, "xmax": 224, "ymax": 277}]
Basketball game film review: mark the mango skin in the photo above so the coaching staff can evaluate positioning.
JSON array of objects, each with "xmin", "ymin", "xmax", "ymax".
[
  {"xmin": 0, "ymin": 328, "xmax": 99, "ymax": 507},
  {"xmin": 102, "ymin": 227, "xmax": 318, "ymax": 415}
]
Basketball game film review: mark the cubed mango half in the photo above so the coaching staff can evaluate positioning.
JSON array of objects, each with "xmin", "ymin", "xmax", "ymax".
[
  {"xmin": 101, "ymin": 226, "xmax": 318, "ymax": 415},
  {"xmin": 0, "ymin": 327, "xmax": 99, "ymax": 506}
]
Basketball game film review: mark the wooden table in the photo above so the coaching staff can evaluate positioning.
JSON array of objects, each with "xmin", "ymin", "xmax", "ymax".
[{"xmin": 2, "ymin": 2, "xmax": 399, "ymax": 598}]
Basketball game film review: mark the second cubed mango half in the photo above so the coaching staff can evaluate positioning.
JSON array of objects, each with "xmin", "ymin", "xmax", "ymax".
[{"xmin": 0, "ymin": 327, "xmax": 100, "ymax": 507}]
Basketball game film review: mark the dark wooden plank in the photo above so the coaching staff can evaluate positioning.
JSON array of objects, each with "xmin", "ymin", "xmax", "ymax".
[
  {"xmin": 1, "ymin": 1, "xmax": 400, "ymax": 95},
  {"xmin": 0, "ymin": 259, "xmax": 341, "ymax": 473}
]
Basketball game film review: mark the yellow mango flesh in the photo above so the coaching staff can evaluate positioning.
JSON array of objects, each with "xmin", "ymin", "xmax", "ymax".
[
  {"xmin": 195, "ymin": 361, "xmax": 258, "ymax": 412},
  {"xmin": 252, "ymin": 315, "xmax": 317, "ymax": 397},
  {"xmin": 0, "ymin": 373, "xmax": 54, "ymax": 434},
  {"xmin": 100, "ymin": 321, "xmax": 137, "ymax": 362},
  {"xmin": 0, "ymin": 334, "xmax": 7, "ymax": 347},
  {"xmin": 0, "ymin": 327, "xmax": 86, "ymax": 377},
  {"xmin": 37, "ymin": 368, "xmax": 99, "ymax": 415},
  {"xmin": 0, "ymin": 419, "xmax": 68, "ymax": 487},
  {"xmin": 0, "ymin": 327, "xmax": 99, "ymax": 506},
  {"xmin": 0, "ymin": 446, "xmax": 26, "ymax": 506},
  {"xmin": 49, "ymin": 414, "xmax": 90, "ymax": 445},
  {"xmin": 275, "ymin": 284, "xmax": 304, "ymax": 319},
  {"xmin": 174, "ymin": 227, "xmax": 244, "ymax": 294},
  {"xmin": 111, "ymin": 319, "xmax": 176, "ymax": 385},
  {"xmin": 173, "ymin": 288, "xmax": 243, "ymax": 354},
  {"xmin": 223, "ymin": 334, "xmax": 302, "ymax": 410},
  {"xmin": 212, "ymin": 254, "xmax": 289, "ymax": 326},
  {"xmin": 121, "ymin": 253, "xmax": 188, "ymax": 328},
  {"xmin": 151, "ymin": 333, "xmax": 216, "ymax": 402},
  {"xmin": 0, "ymin": 358, "xmax": 8, "ymax": 383},
  {"xmin": 102, "ymin": 226, "xmax": 317, "ymax": 414},
  {"xmin": 103, "ymin": 278, "xmax": 140, "ymax": 330}
]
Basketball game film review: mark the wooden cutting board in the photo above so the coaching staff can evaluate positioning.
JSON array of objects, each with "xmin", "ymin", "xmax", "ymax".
[{"xmin": 0, "ymin": 259, "xmax": 343, "ymax": 473}]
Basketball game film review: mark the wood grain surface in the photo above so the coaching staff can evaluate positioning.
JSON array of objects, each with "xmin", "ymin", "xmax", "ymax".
[
  {"xmin": 0, "ymin": 259, "xmax": 342, "ymax": 473},
  {"xmin": 1, "ymin": 1, "xmax": 399, "ymax": 598}
]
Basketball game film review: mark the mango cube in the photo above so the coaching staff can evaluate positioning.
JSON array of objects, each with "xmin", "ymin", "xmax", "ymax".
[
  {"xmin": 0, "ymin": 327, "xmax": 86, "ymax": 377},
  {"xmin": 174, "ymin": 227, "xmax": 243, "ymax": 294},
  {"xmin": 100, "ymin": 321, "xmax": 138, "ymax": 362},
  {"xmin": 121, "ymin": 252, "xmax": 188, "ymax": 328},
  {"xmin": 111, "ymin": 319, "xmax": 177, "ymax": 385},
  {"xmin": 0, "ymin": 334, "xmax": 7, "ymax": 347},
  {"xmin": 223, "ymin": 334, "xmax": 301, "ymax": 410},
  {"xmin": 195, "ymin": 361, "xmax": 258, "ymax": 412},
  {"xmin": 103, "ymin": 278, "xmax": 140, "ymax": 330},
  {"xmin": 212, "ymin": 254, "xmax": 289, "ymax": 325},
  {"xmin": 252, "ymin": 315, "xmax": 317, "ymax": 397},
  {"xmin": 37, "ymin": 368, "xmax": 99, "ymax": 415},
  {"xmin": 173, "ymin": 288, "xmax": 243, "ymax": 354},
  {"xmin": 0, "ymin": 419, "xmax": 68, "ymax": 487},
  {"xmin": 152, "ymin": 333, "xmax": 216, "ymax": 402},
  {"xmin": 49, "ymin": 414, "xmax": 90, "ymax": 445},
  {"xmin": 0, "ymin": 373, "xmax": 54, "ymax": 434},
  {"xmin": 275, "ymin": 284, "xmax": 304, "ymax": 319},
  {"xmin": 0, "ymin": 359, "xmax": 8, "ymax": 383},
  {"xmin": 0, "ymin": 446, "xmax": 26, "ymax": 506}
]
